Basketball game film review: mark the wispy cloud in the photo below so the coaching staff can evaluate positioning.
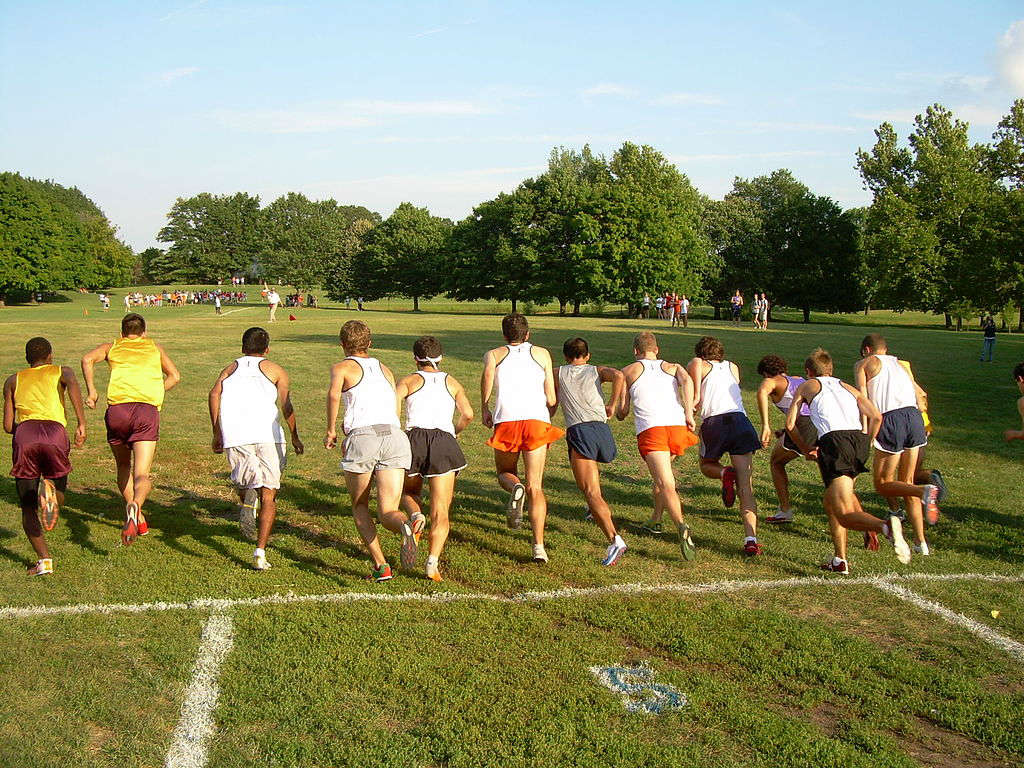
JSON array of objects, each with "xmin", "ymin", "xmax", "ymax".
[
  {"xmin": 854, "ymin": 105, "xmax": 1004, "ymax": 126},
  {"xmin": 728, "ymin": 121, "xmax": 859, "ymax": 134},
  {"xmin": 853, "ymin": 110, "xmax": 918, "ymax": 124},
  {"xmin": 411, "ymin": 26, "xmax": 448, "ymax": 38},
  {"xmin": 997, "ymin": 20, "xmax": 1024, "ymax": 93},
  {"xmin": 214, "ymin": 99, "xmax": 498, "ymax": 133},
  {"xmin": 650, "ymin": 92, "xmax": 724, "ymax": 107},
  {"xmin": 158, "ymin": 66, "xmax": 200, "ymax": 85},
  {"xmin": 670, "ymin": 149, "xmax": 837, "ymax": 164},
  {"xmin": 581, "ymin": 82, "xmax": 633, "ymax": 97},
  {"xmin": 355, "ymin": 132, "xmax": 634, "ymax": 146}
]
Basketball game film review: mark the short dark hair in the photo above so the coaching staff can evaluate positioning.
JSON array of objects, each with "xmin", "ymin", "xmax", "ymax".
[
  {"xmin": 861, "ymin": 333, "xmax": 886, "ymax": 353},
  {"xmin": 805, "ymin": 347, "xmax": 833, "ymax": 377},
  {"xmin": 242, "ymin": 327, "xmax": 270, "ymax": 355},
  {"xmin": 563, "ymin": 337, "xmax": 589, "ymax": 360},
  {"xmin": 695, "ymin": 336, "xmax": 724, "ymax": 361},
  {"xmin": 413, "ymin": 335, "xmax": 442, "ymax": 360},
  {"xmin": 340, "ymin": 320, "xmax": 371, "ymax": 354},
  {"xmin": 1013, "ymin": 362, "xmax": 1024, "ymax": 381},
  {"xmin": 25, "ymin": 337, "xmax": 51, "ymax": 365},
  {"xmin": 501, "ymin": 313, "xmax": 529, "ymax": 343},
  {"xmin": 756, "ymin": 354, "xmax": 787, "ymax": 377},
  {"xmin": 122, "ymin": 313, "xmax": 146, "ymax": 336}
]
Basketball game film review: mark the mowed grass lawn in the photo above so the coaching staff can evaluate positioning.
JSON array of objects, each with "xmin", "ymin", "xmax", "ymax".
[{"xmin": 0, "ymin": 289, "xmax": 1022, "ymax": 767}]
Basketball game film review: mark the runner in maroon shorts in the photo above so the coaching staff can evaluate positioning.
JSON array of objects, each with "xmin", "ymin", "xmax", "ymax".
[
  {"xmin": 3, "ymin": 337, "xmax": 87, "ymax": 575},
  {"xmin": 81, "ymin": 314, "xmax": 180, "ymax": 545}
]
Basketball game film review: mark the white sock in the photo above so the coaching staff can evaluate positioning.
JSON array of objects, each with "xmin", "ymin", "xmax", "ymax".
[
  {"xmin": 744, "ymin": 536, "xmax": 757, "ymax": 544},
  {"xmin": 833, "ymin": 556, "xmax": 845, "ymax": 566},
  {"xmin": 254, "ymin": 548, "xmax": 265, "ymax": 558},
  {"xmin": 426, "ymin": 555, "xmax": 438, "ymax": 568},
  {"xmin": 613, "ymin": 534, "xmax": 625, "ymax": 546}
]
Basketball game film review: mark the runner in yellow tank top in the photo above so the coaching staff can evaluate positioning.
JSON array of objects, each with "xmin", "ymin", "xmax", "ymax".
[
  {"xmin": 3, "ymin": 337, "xmax": 87, "ymax": 576},
  {"xmin": 81, "ymin": 313, "xmax": 180, "ymax": 545}
]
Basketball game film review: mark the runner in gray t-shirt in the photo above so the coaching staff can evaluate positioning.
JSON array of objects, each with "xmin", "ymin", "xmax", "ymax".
[{"xmin": 555, "ymin": 337, "xmax": 628, "ymax": 565}]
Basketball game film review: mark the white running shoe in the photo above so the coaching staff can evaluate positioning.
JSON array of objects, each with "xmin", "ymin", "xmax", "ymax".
[
  {"xmin": 765, "ymin": 508, "xmax": 794, "ymax": 524},
  {"xmin": 400, "ymin": 521, "xmax": 418, "ymax": 570},
  {"xmin": 239, "ymin": 488, "xmax": 259, "ymax": 542},
  {"xmin": 253, "ymin": 549, "xmax": 271, "ymax": 571},
  {"xmin": 887, "ymin": 515, "xmax": 912, "ymax": 565},
  {"xmin": 913, "ymin": 541, "xmax": 931, "ymax": 556},
  {"xmin": 602, "ymin": 536, "xmax": 627, "ymax": 566},
  {"xmin": 507, "ymin": 483, "xmax": 526, "ymax": 529},
  {"xmin": 532, "ymin": 544, "xmax": 549, "ymax": 563}
]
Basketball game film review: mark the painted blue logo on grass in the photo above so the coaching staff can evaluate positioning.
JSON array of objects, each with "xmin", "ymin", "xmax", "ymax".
[{"xmin": 590, "ymin": 663, "xmax": 688, "ymax": 714}]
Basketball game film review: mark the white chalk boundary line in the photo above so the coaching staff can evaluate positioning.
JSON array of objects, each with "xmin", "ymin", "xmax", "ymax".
[
  {"xmin": 164, "ymin": 611, "xmax": 235, "ymax": 768},
  {"xmin": 874, "ymin": 581, "xmax": 1024, "ymax": 662},
  {"xmin": 2, "ymin": 570, "xmax": 1022, "ymax": 620}
]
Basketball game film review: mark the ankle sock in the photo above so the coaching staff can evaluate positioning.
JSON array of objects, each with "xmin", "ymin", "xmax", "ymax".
[{"xmin": 425, "ymin": 555, "xmax": 439, "ymax": 568}]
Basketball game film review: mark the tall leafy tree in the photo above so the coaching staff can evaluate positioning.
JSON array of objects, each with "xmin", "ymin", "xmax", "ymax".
[{"xmin": 157, "ymin": 192, "xmax": 263, "ymax": 281}]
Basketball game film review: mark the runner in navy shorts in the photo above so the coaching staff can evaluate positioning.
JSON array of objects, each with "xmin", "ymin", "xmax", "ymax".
[{"xmin": 566, "ymin": 421, "xmax": 617, "ymax": 464}]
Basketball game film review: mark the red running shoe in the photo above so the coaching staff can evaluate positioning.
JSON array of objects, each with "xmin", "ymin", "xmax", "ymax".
[
  {"xmin": 820, "ymin": 558, "xmax": 849, "ymax": 575},
  {"xmin": 742, "ymin": 539, "xmax": 762, "ymax": 557},
  {"xmin": 721, "ymin": 466, "xmax": 737, "ymax": 508},
  {"xmin": 122, "ymin": 502, "xmax": 139, "ymax": 546},
  {"xmin": 864, "ymin": 531, "xmax": 879, "ymax": 551},
  {"xmin": 137, "ymin": 514, "xmax": 149, "ymax": 536},
  {"xmin": 922, "ymin": 484, "xmax": 940, "ymax": 526}
]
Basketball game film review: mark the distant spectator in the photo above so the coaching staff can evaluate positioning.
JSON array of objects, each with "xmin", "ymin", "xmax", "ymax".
[
  {"xmin": 730, "ymin": 290, "xmax": 743, "ymax": 323},
  {"xmin": 981, "ymin": 315, "xmax": 997, "ymax": 362}
]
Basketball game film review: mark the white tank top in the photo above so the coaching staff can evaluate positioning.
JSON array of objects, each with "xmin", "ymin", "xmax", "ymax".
[
  {"xmin": 699, "ymin": 360, "xmax": 745, "ymax": 419},
  {"xmin": 220, "ymin": 357, "xmax": 285, "ymax": 448},
  {"xmin": 775, "ymin": 375, "xmax": 811, "ymax": 417},
  {"xmin": 808, "ymin": 377, "xmax": 862, "ymax": 438},
  {"xmin": 492, "ymin": 343, "xmax": 550, "ymax": 424},
  {"xmin": 629, "ymin": 359, "xmax": 686, "ymax": 434},
  {"xmin": 342, "ymin": 357, "xmax": 399, "ymax": 433},
  {"xmin": 866, "ymin": 355, "xmax": 917, "ymax": 414},
  {"xmin": 405, "ymin": 371, "xmax": 456, "ymax": 435}
]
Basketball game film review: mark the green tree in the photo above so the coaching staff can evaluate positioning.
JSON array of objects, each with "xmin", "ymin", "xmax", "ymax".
[
  {"xmin": 157, "ymin": 192, "xmax": 263, "ymax": 281},
  {"xmin": 323, "ymin": 216, "xmax": 378, "ymax": 301}
]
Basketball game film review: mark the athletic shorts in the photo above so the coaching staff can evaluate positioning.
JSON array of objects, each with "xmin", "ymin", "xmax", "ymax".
[
  {"xmin": 636, "ymin": 425, "xmax": 699, "ymax": 458},
  {"xmin": 698, "ymin": 412, "xmax": 760, "ymax": 460},
  {"xmin": 873, "ymin": 406, "xmax": 927, "ymax": 454},
  {"xmin": 407, "ymin": 427, "xmax": 467, "ymax": 477},
  {"xmin": 731, "ymin": 306, "xmax": 741, "ymax": 318},
  {"xmin": 342, "ymin": 425, "xmax": 411, "ymax": 474},
  {"xmin": 10, "ymin": 420, "xmax": 71, "ymax": 480},
  {"xmin": 566, "ymin": 421, "xmax": 617, "ymax": 463},
  {"xmin": 487, "ymin": 419, "xmax": 564, "ymax": 453},
  {"xmin": 781, "ymin": 415, "xmax": 818, "ymax": 457},
  {"xmin": 817, "ymin": 430, "xmax": 869, "ymax": 487},
  {"xmin": 105, "ymin": 403, "xmax": 160, "ymax": 445},
  {"xmin": 226, "ymin": 442, "xmax": 286, "ymax": 490}
]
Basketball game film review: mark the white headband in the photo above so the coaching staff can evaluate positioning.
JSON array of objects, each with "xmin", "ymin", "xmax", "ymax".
[{"xmin": 415, "ymin": 354, "xmax": 442, "ymax": 370}]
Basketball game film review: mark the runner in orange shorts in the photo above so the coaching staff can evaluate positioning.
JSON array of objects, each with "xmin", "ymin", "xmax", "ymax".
[
  {"xmin": 619, "ymin": 331, "xmax": 698, "ymax": 560},
  {"xmin": 480, "ymin": 313, "xmax": 563, "ymax": 563}
]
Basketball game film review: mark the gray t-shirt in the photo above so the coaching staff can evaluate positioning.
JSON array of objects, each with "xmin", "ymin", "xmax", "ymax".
[{"xmin": 558, "ymin": 364, "xmax": 607, "ymax": 427}]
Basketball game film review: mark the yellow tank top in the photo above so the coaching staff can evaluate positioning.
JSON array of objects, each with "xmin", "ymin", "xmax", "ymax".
[
  {"xmin": 14, "ymin": 365, "xmax": 67, "ymax": 426},
  {"xmin": 107, "ymin": 337, "xmax": 165, "ymax": 409}
]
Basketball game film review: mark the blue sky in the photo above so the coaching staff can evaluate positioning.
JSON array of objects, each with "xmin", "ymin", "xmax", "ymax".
[{"xmin": 2, "ymin": 0, "xmax": 1022, "ymax": 251}]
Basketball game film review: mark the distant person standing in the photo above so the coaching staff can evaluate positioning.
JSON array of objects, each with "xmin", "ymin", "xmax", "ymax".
[
  {"xmin": 214, "ymin": 293, "xmax": 222, "ymax": 315},
  {"xmin": 730, "ymin": 290, "xmax": 743, "ymax": 323},
  {"xmin": 655, "ymin": 293, "xmax": 665, "ymax": 320},
  {"xmin": 980, "ymin": 315, "xmax": 996, "ymax": 362},
  {"xmin": 641, "ymin": 292, "xmax": 651, "ymax": 319},
  {"xmin": 758, "ymin": 293, "xmax": 770, "ymax": 330},
  {"xmin": 123, "ymin": 294, "xmax": 132, "ymax": 313},
  {"xmin": 678, "ymin": 294, "xmax": 690, "ymax": 328},
  {"xmin": 266, "ymin": 286, "xmax": 281, "ymax": 323}
]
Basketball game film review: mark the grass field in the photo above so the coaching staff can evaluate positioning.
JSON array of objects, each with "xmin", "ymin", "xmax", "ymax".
[{"xmin": 0, "ymin": 289, "xmax": 1022, "ymax": 767}]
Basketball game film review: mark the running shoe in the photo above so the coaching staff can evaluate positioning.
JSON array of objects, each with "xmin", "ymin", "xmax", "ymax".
[
  {"xmin": 507, "ymin": 483, "xmax": 526, "ymax": 529},
  {"xmin": 426, "ymin": 562, "xmax": 443, "ymax": 582},
  {"xmin": 26, "ymin": 558, "xmax": 53, "ymax": 576},
  {"xmin": 370, "ymin": 562, "xmax": 393, "ymax": 582},
  {"xmin": 409, "ymin": 512, "xmax": 426, "ymax": 544},
  {"xmin": 638, "ymin": 519, "xmax": 664, "ymax": 535},
  {"xmin": 820, "ymin": 558, "xmax": 849, "ymax": 575},
  {"xmin": 677, "ymin": 523, "xmax": 697, "ymax": 561},
  {"xmin": 886, "ymin": 515, "xmax": 912, "ymax": 565},
  {"xmin": 765, "ymin": 508, "xmax": 794, "ymax": 524},
  {"xmin": 239, "ymin": 488, "xmax": 259, "ymax": 542},
  {"xmin": 913, "ymin": 541, "xmax": 931, "ymax": 556},
  {"xmin": 122, "ymin": 502, "xmax": 139, "ymax": 546},
  {"xmin": 602, "ymin": 537, "xmax": 627, "ymax": 566},
  {"xmin": 864, "ymin": 531, "xmax": 879, "ymax": 551},
  {"xmin": 253, "ymin": 550, "xmax": 271, "ymax": 571},
  {"xmin": 532, "ymin": 544, "xmax": 549, "ymax": 563},
  {"xmin": 930, "ymin": 470, "xmax": 947, "ymax": 504},
  {"xmin": 37, "ymin": 478, "xmax": 59, "ymax": 532},
  {"xmin": 742, "ymin": 539, "xmax": 762, "ymax": 557},
  {"xmin": 400, "ymin": 521, "xmax": 419, "ymax": 570},
  {"xmin": 137, "ymin": 514, "xmax": 149, "ymax": 536},
  {"xmin": 721, "ymin": 466, "xmax": 737, "ymax": 508},
  {"xmin": 922, "ymin": 484, "xmax": 941, "ymax": 526},
  {"xmin": 582, "ymin": 506, "xmax": 593, "ymax": 521}
]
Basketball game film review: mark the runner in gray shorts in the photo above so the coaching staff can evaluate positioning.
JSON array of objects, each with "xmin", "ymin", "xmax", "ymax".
[{"xmin": 342, "ymin": 424, "xmax": 412, "ymax": 473}]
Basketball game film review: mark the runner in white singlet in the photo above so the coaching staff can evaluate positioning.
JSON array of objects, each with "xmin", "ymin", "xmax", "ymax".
[
  {"xmin": 397, "ymin": 336, "xmax": 474, "ymax": 582},
  {"xmin": 209, "ymin": 327, "xmax": 303, "ymax": 571},
  {"xmin": 687, "ymin": 337, "xmax": 761, "ymax": 556},
  {"xmin": 480, "ymin": 313, "xmax": 562, "ymax": 563},
  {"xmin": 619, "ymin": 331, "xmax": 698, "ymax": 561},
  {"xmin": 855, "ymin": 333, "xmax": 940, "ymax": 555},
  {"xmin": 325, "ymin": 320, "xmax": 416, "ymax": 582},
  {"xmin": 787, "ymin": 348, "xmax": 910, "ymax": 574}
]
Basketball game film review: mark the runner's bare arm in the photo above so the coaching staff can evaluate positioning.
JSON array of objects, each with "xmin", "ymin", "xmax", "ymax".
[
  {"xmin": 61, "ymin": 366, "xmax": 87, "ymax": 447},
  {"xmin": 537, "ymin": 347, "xmax": 558, "ymax": 414},
  {"xmin": 2, "ymin": 375, "xmax": 14, "ymax": 434},
  {"xmin": 755, "ymin": 377, "xmax": 775, "ymax": 448},
  {"xmin": 616, "ymin": 363, "xmax": 638, "ymax": 420},
  {"xmin": 448, "ymin": 375, "xmax": 475, "ymax": 435},
  {"xmin": 785, "ymin": 382, "xmax": 818, "ymax": 457},
  {"xmin": 480, "ymin": 350, "xmax": 497, "ymax": 428},
  {"xmin": 845, "ymin": 381, "xmax": 882, "ymax": 440},
  {"xmin": 158, "ymin": 345, "xmax": 181, "ymax": 391},
  {"xmin": 1004, "ymin": 396, "xmax": 1024, "ymax": 441},
  {"xmin": 80, "ymin": 342, "xmax": 112, "ymax": 408},
  {"xmin": 673, "ymin": 363, "xmax": 696, "ymax": 430},
  {"xmin": 208, "ymin": 363, "xmax": 235, "ymax": 453},
  {"xmin": 325, "ymin": 362, "xmax": 346, "ymax": 449},
  {"xmin": 686, "ymin": 358, "xmax": 704, "ymax": 413},
  {"xmin": 598, "ymin": 366, "xmax": 625, "ymax": 419}
]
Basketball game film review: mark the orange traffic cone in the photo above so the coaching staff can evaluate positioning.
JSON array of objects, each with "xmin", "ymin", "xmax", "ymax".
[{"xmin": 288, "ymin": 314, "xmax": 297, "ymax": 321}]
